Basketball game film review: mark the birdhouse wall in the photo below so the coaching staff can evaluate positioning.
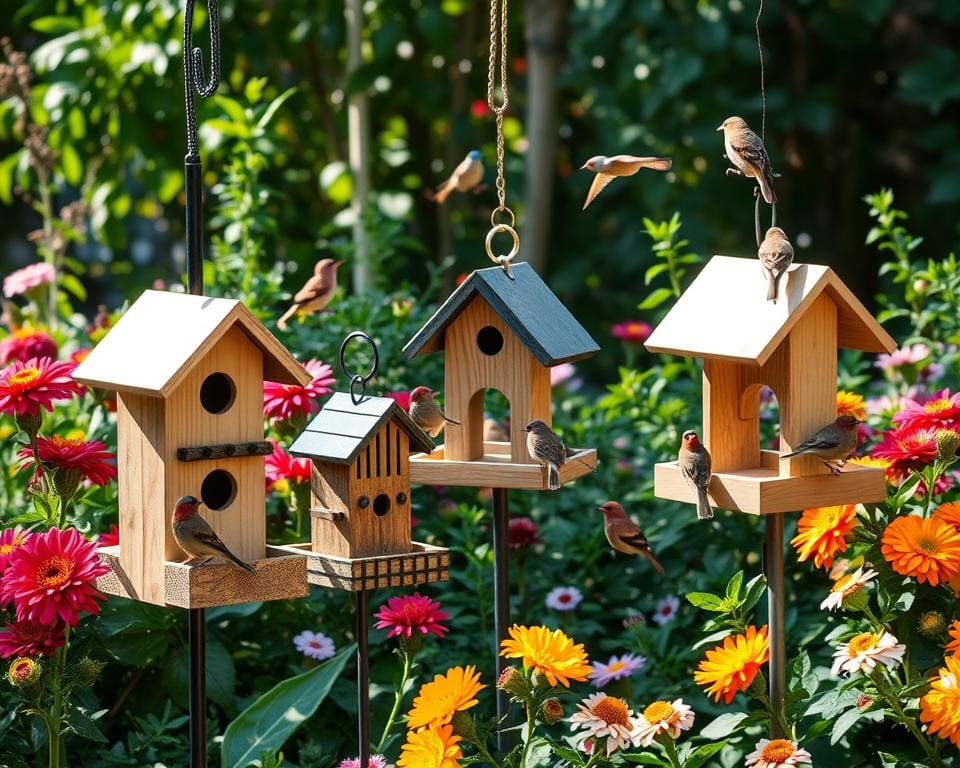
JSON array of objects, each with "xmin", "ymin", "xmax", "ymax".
[
  {"xmin": 442, "ymin": 297, "xmax": 552, "ymax": 463},
  {"xmin": 703, "ymin": 360, "xmax": 762, "ymax": 473}
]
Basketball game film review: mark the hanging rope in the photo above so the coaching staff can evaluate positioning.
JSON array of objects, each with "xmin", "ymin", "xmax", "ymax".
[
  {"xmin": 183, "ymin": 0, "xmax": 221, "ymax": 162},
  {"xmin": 756, "ymin": 0, "xmax": 766, "ymax": 142}
]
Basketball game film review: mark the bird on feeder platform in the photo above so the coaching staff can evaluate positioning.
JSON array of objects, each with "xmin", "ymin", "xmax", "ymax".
[
  {"xmin": 678, "ymin": 430, "xmax": 714, "ymax": 520},
  {"xmin": 525, "ymin": 419, "xmax": 566, "ymax": 490},
  {"xmin": 409, "ymin": 386, "xmax": 461, "ymax": 438},
  {"xmin": 580, "ymin": 155, "xmax": 672, "ymax": 210},
  {"xmin": 598, "ymin": 501, "xmax": 665, "ymax": 576},
  {"xmin": 781, "ymin": 415, "xmax": 861, "ymax": 475},
  {"xmin": 427, "ymin": 150, "xmax": 485, "ymax": 204},
  {"xmin": 171, "ymin": 495, "xmax": 255, "ymax": 573},
  {"xmin": 277, "ymin": 258, "xmax": 345, "ymax": 331},
  {"xmin": 758, "ymin": 226, "xmax": 794, "ymax": 303},
  {"xmin": 717, "ymin": 116, "xmax": 777, "ymax": 205}
]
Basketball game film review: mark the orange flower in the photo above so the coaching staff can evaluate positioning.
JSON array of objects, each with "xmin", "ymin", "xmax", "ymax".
[
  {"xmin": 791, "ymin": 505, "xmax": 858, "ymax": 569},
  {"xmin": 881, "ymin": 515, "xmax": 960, "ymax": 586},
  {"xmin": 406, "ymin": 666, "xmax": 485, "ymax": 730},
  {"xmin": 836, "ymin": 391, "xmax": 866, "ymax": 421},
  {"xmin": 933, "ymin": 502, "xmax": 960, "ymax": 535},
  {"xmin": 946, "ymin": 621, "xmax": 960, "ymax": 655},
  {"xmin": 500, "ymin": 625, "xmax": 591, "ymax": 687},
  {"xmin": 693, "ymin": 625, "xmax": 769, "ymax": 704},
  {"xmin": 920, "ymin": 655, "xmax": 960, "ymax": 748},
  {"xmin": 398, "ymin": 724, "xmax": 462, "ymax": 768}
]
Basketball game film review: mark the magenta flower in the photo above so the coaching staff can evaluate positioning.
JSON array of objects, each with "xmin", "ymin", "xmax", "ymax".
[
  {"xmin": 0, "ymin": 618, "xmax": 66, "ymax": 658},
  {"xmin": 97, "ymin": 524, "xmax": 119, "ymax": 548},
  {"xmin": 264, "ymin": 438, "xmax": 311, "ymax": 491},
  {"xmin": 374, "ymin": 594, "xmax": 449, "ymax": 639},
  {"xmin": 386, "ymin": 390, "xmax": 411, "ymax": 410},
  {"xmin": 263, "ymin": 359, "xmax": 335, "ymax": 422},
  {"xmin": 0, "ymin": 328, "xmax": 58, "ymax": 365},
  {"xmin": 0, "ymin": 527, "xmax": 29, "ymax": 575},
  {"xmin": 18, "ymin": 436, "xmax": 117, "ymax": 486},
  {"xmin": 873, "ymin": 424, "xmax": 940, "ymax": 473},
  {"xmin": 893, "ymin": 389, "xmax": 960, "ymax": 431},
  {"xmin": 507, "ymin": 517, "xmax": 541, "ymax": 550},
  {"xmin": 3, "ymin": 263, "xmax": 55, "ymax": 298},
  {"xmin": 611, "ymin": 321, "xmax": 652, "ymax": 344},
  {"xmin": 0, "ymin": 357, "xmax": 82, "ymax": 417},
  {"xmin": 338, "ymin": 756, "xmax": 388, "ymax": 768}
]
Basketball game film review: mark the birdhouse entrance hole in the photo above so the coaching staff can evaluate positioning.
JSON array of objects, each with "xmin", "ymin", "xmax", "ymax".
[
  {"xmin": 201, "ymin": 468, "xmax": 237, "ymax": 510},
  {"xmin": 199, "ymin": 372, "xmax": 236, "ymax": 414},
  {"xmin": 373, "ymin": 493, "xmax": 391, "ymax": 517},
  {"xmin": 476, "ymin": 325, "xmax": 504, "ymax": 356}
]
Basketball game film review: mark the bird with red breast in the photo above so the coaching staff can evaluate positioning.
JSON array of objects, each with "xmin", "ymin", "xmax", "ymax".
[
  {"xmin": 678, "ymin": 430, "xmax": 714, "ymax": 520},
  {"xmin": 408, "ymin": 386, "xmax": 460, "ymax": 438},
  {"xmin": 781, "ymin": 415, "xmax": 861, "ymax": 475},
  {"xmin": 171, "ymin": 495, "xmax": 255, "ymax": 573},
  {"xmin": 598, "ymin": 501, "xmax": 665, "ymax": 575}
]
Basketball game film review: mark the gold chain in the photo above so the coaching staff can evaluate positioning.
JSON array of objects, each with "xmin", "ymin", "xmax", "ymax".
[{"xmin": 486, "ymin": 0, "xmax": 510, "ymax": 220}]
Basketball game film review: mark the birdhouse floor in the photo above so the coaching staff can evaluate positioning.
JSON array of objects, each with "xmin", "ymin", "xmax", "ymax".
[
  {"xmin": 96, "ymin": 546, "xmax": 309, "ymax": 608},
  {"xmin": 266, "ymin": 541, "xmax": 449, "ymax": 592},
  {"xmin": 653, "ymin": 450, "xmax": 887, "ymax": 516},
  {"xmin": 409, "ymin": 441, "xmax": 598, "ymax": 490}
]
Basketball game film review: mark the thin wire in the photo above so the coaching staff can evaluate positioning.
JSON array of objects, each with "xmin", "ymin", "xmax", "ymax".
[
  {"xmin": 486, "ymin": 0, "xmax": 510, "ymax": 216},
  {"xmin": 184, "ymin": 0, "xmax": 221, "ymax": 161},
  {"xmin": 756, "ymin": 0, "xmax": 765, "ymax": 142}
]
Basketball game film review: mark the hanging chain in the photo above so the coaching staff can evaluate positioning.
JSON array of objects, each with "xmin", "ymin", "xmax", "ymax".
[
  {"xmin": 183, "ymin": 0, "xmax": 221, "ymax": 162},
  {"xmin": 756, "ymin": 0, "xmax": 766, "ymax": 142}
]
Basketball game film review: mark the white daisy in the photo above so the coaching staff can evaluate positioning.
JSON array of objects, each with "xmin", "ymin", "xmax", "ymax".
[
  {"xmin": 633, "ymin": 699, "xmax": 695, "ymax": 746},
  {"xmin": 589, "ymin": 653, "xmax": 646, "ymax": 688},
  {"xmin": 545, "ymin": 585, "xmax": 583, "ymax": 612},
  {"xmin": 820, "ymin": 566, "xmax": 877, "ymax": 611},
  {"xmin": 293, "ymin": 630, "xmax": 336, "ymax": 660},
  {"xmin": 745, "ymin": 738, "xmax": 812, "ymax": 767},
  {"xmin": 569, "ymin": 693, "xmax": 640, "ymax": 755},
  {"xmin": 831, "ymin": 630, "xmax": 905, "ymax": 676},
  {"xmin": 653, "ymin": 594, "xmax": 680, "ymax": 625}
]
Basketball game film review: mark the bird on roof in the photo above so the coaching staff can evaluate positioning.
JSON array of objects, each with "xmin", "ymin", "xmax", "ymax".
[
  {"xmin": 525, "ymin": 419, "xmax": 566, "ymax": 490},
  {"xmin": 758, "ymin": 227, "xmax": 794, "ymax": 303},
  {"xmin": 171, "ymin": 495, "xmax": 254, "ymax": 573},
  {"xmin": 598, "ymin": 501, "xmax": 665, "ymax": 575},
  {"xmin": 717, "ymin": 116, "xmax": 777, "ymax": 205},
  {"xmin": 277, "ymin": 258, "xmax": 345, "ymax": 331},
  {"xmin": 679, "ymin": 430, "xmax": 714, "ymax": 520},
  {"xmin": 409, "ymin": 386, "xmax": 460, "ymax": 438},
  {"xmin": 427, "ymin": 150, "xmax": 484, "ymax": 204},
  {"xmin": 580, "ymin": 155, "xmax": 672, "ymax": 210},
  {"xmin": 781, "ymin": 415, "xmax": 861, "ymax": 475}
]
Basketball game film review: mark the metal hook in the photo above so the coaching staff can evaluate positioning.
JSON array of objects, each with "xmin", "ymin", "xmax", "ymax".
[
  {"xmin": 754, "ymin": 188, "xmax": 778, "ymax": 248},
  {"xmin": 183, "ymin": 0, "xmax": 221, "ymax": 161},
  {"xmin": 339, "ymin": 332, "xmax": 380, "ymax": 405}
]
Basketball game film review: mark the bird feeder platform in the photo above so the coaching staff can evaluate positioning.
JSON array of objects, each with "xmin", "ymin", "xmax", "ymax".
[
  {"xmin": 409, "ymin": 440, "xmax": 597, "ymax": 490},
  {"xmin": 95, "ymin": 545, "xmax": 309, "ymax": 609}
]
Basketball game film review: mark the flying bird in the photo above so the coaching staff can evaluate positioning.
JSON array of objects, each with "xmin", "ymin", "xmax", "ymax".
[
  {"xmin": 427, "ymin": 150, "xmax": 484, "ymax": 204},
  {"xmin": 598, "ymin": 501, "xmax": 665, "ymax": 576},
  {"xmin": 781, "ymin": 415, "xmax": 861, "ymax": 475},
  {"xmin": 678, "ymin": 430, "xmax": 714, "ymax": 520},
  {"xmin": 277, "ymin": 258, "xmax": 345, "ymax": 330},
  {"xmin": 580, "ymin": 155, "xmax": 672, "ymax": 210},
  {"xmin": 171, "ymin": 495, "xmax": 255, "ymax": 573},
  {"xmin": 717, "ymin": 116, "xmax": 777, "ymax": 205},
  {"xmin": 525, "ymin": 419, "xmax": 566, "ymax": 490},
  {"xmin": 758, "ymin": 226, "xmax": 794, "ymax": 303},
  {"xmin": 409, "ymin": 386, "xmax": 460, "ymax": 438}
]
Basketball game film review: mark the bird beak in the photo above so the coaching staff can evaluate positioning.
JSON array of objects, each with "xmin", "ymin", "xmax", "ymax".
[
  {"xmin": 580, "ymin": 162, "xmax": 590, "ymax": 170},
  {"xmin": 716, "ymin": 124, "xmax": 724, "ymax": 131},
  {"xmin": 596, "ymin": 506, "xmax": 605, "ymax": 512},
  {"xmin": 334, "ymin": 260, "xmax": 346, "ymax": 268}
]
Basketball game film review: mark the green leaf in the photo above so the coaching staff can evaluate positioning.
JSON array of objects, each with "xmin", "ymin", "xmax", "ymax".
[
  {"xmin": 64, "ymin": 706, "xmax": 108, "ymax": 743},
  {"xmin": 830, "ymin": 707, "xmax": 864, "ymax": 744},
  {"xmin": 685, "ymin": 591, "xmax": 726, "ymax": 611},
  {"xmin": 638, "ymin": 287, "xmax": 674, "ymax": 310},
  {"xmin": 31, "ymin": 16, "xmax": 81, "ymax": 33},
  {"xmin": 60, "ymin": 143, "xmax": 82, "ymax": 186},
  {"xmin": 699, "ymin": 711, "xmax": 749, "ymax": 740},
  {"xmin": 621, "ymin": 753, "xmax": 669, "ymax": 765},
  {"xmin": 0, "ymin": 151, "xmax": 24, "ymax": 205},
  {"xmin": 725, "ymin": 570, "xmax": 744, "ymax": 601},
  {"xmin": 59, "ymin": 273, "xmax": 87, "ymax": 301},
  {"xmin": 256, "ymin": 87, "xmax": 298, "ymax": 131},
  {"xmin": 644, "ymin": 262, "xmax": 671, "ymax": 286},
  {"xmin": 684, "ymin": 741, "xmax": 728, "ymax": 768}
]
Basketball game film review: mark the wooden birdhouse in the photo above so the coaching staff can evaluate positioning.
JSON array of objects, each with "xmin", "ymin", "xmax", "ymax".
[
  {"xmin": 402, "ymin": 263, "xmax": 600, "ymax": 489},
  {"xmin": 644, "ymin": 256, "xmax": 897, "ymax": 515},
  {"xmin": 72, "ymin": 290, "xmax": 310, "ymax": 608},
  {"xmin": 268, "ymin": 392, "xmax": 449, "ymax": 591}
]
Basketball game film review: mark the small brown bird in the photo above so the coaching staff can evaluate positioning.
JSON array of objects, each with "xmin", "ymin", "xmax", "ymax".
[
  {"xmin": 580, "ymin": 155, "xmax": 672, "ymax": 210},
  {"xmin": 781, "ymin": 415, "xmax": 861, "ymax": 475},
  {"xmin": 277, "ymin": 258, "xmax": 345, "ymax": 330},
  {"xmin": 598, "ymin": 501, "xmax": 665, "ymax": 576},
  {"xmin": 525, "ymin": 419, "xmax": 566, "ymax": 490},
  {"xmin": 409, "ymin": 386, "xmax": 460, "ymax": 438},
  {"xmin": 171, "ymin": 495, "xmax": 255, "ymax": 573},
  {"xmin": 483, "ymin": 417, "xmax": 509, "ymax": 443},
  {"xmin": 758, "ymin": 226, "xmax": 794, "ymax": 303},
  {"xmin": 427, "ymin": 150, "xmax": 484, "ymax": 204},
  {"xmin": 678, "ymin": 430, "xmax": 714, "ymax": 520},
  {"xmin": 717, "ymin": 117, "xmax": 777, "ymax": 205}
]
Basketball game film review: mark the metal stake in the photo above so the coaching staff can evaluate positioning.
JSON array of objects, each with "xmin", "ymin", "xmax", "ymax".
[
  {"xmin": 765, "ymin": 512, "xmax": 786, "ymax": 738},
  {"xmin": 491, "ymin": 487, "xmax": 511, "ymax": 751},
  {"xmin": 188, "ymin": 608, "xmax": 206, "ymax": 766},
  {"xmin": 356, "ymin": 589, "xmax": 371, "ymax": 768}
]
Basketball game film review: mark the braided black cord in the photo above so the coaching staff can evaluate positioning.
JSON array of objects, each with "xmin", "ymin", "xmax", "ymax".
[{"xmin": 183, "ymin": 0, "xmax": 221, "ymax": 161}]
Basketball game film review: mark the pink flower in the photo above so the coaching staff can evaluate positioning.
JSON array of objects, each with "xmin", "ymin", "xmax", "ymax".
[
  {"xmin": 18, "ymin": 436, "xmax": 117, "ymax": 486},
  {"xmin": 0, "ymin": 329, "xmax": 58, "ymax": 365},
  {"xmin": 893, "ymin": 389, "xmax": 960, "ymax": 431},
  {"xmin": 550, "ymin": 363, "xmax": 576, "ymax": 386},
  {"xmin": 873, "ymin": 425, "xmax": 940, "ymax": 473},
  {"xmin": 653, "ymin": 594, "xmax": 680, "ymax": 625},
  {"xmin": 508, "ymin": 517, "xmax": 541, "ymax": 550},
  {"xmin": 0, "ymin": 527, "xmax": 30, "ymax": 575},
  {"xmin": 469, "ymin": 99, "xmax": 488, "ymax": 119},
  {"xmin": 0, "ymin": 527, "xmax": 109, "ymax": 626},
  {"xmin": 589, "ymin": 653, "xmax": 647, "ymax": 688},
  {"xmin": 611, "ymin": 321, "xmax": 652, "ymax": 344},
  {"xmin": 875, "ymin": 344, "xmax": 929, "ymax": 371},
  {"xmin": 339, "ymin": 757, "xmax": 388, "ymax": 768},
  {"xmin": 545, "ymin": 585, "xmax": 582, "ymax": 611},
  {"xmin": 3, "ymin": 263, "xmax": 55, "ymax": 298},
  {"xmin": 0, "ymin": 618, "xmax": 66, "ymax": 658},
  {"xmin": 265, "ymin": 439, "xmax": 311, "ymax": 490},
  {"xmin": 386, "ymin": 390, "xmax": 411, "ymax": 410},
  {"xmin": 97, "ymin": 524, "xmax": 119, "ymax": 548},
  {"xmin": 263, "ymin": 359, "xmax": 335, "ymax": 422},
  {"xmin": 0, "ymin": 357, "xmax": 82, "ymax": 417},
  {"xmin": 374, "ymin": 593, "xmax": 450, "ymax": 639},
  {"xmin": 293, "ymin": 630, "xmax": 336, "ymax": 660}
]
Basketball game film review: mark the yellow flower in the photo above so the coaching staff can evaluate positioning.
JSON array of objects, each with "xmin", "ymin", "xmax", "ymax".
[
  {"xmin": 846, "ymin": 455, "xmax": 895, "ymax": 484},
  {"xmin": 398, "ymin": 724, "xmax": 462, "ymax": 768},
  {"xmin": 881, "ymin": 515, "xmax": 960, "ymax": 586},
  {"xmin": 836, "ymin": 391, "xmax": 866, "ymax": 421},
  {"xmin": 407, "ymin": 666, "xmax": 485, "ymax": 730},
  {"xmin": 920, "ymin": 655, "xmax": 960, "ymax": 748},
  {"xmin": 499, "ymin": 625, "xmax": 591, "ymax": 687},
  {"xmin": 791, "ymin": 505, "xmax": 858, "ymax": 570},
  {"xmin": 693, "ymin": 625, "xmax": 769, "ymax": 704},
  {"xmin": 945, "ymin": 621, "xmax": 960, "ymax": 655}
]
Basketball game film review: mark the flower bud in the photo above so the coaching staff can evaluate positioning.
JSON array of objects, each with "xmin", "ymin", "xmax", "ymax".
[
  {"xmin": 919, "ymin": 611, "xmax": 947, "ymax": 641},
  {"xmin": 497, "ymin": 665, "xmax": 531, "ymax": 699},
  {"xmin": 913, "ymin": 279, "xmax": 929, "ymax": 295},
  {"xmin": 451, "ymin": 711, "xmax": 478, "ymax": 743},
  {"xmin": 77, "ymin": 657, "xmax": 105, "ymax": 685},
  {"xmin": 539, "ymin": 697, "xmax": 564, "ymax": 725},
  {"xmin": 52, "ymin": 467, "xmax": 83, "ymax": 503},
  {"xmin": 622, "ymin": 613, "xmax": 645, "ymax": 630},
  {"xmin": 935, "ymin": 430, "xmax": 960, "ymax": 461},
  {"xmin": 399, "ymin": 633, "xmax": 424, "ymax": 657},
  {"xmin": 6, "ymin": 657, "xmax": 41, "ymax": 687},
  {"xmin": 857, "ymin": 694, "xmax": 874, "ymax": 711},
  {"xmin": 15, "ymin": 411, "xmax": 42, "ymax": 441}
]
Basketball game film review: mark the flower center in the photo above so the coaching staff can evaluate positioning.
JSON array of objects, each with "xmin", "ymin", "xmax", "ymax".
[
  {"xmin": 761, "ymin": 740, "xmax": 796, "ymax": 762},
  {"xmin": 7, "ymin": 367, "xmax": 40, "ymax": 387},
  {"xmin": 642, "ymin": 701, "xmax": 674, "ymax": 723},
  {"xmin": 926, "ymin": 400, "xmax": 951, "ymax": 413},
  {"xmin": 309, "ymin": 640, "xmax": 322, "ymax": 648},
  {"xmin": 593, "ymin": 697, "xmax": 630, "ymax": 727},
  {"xmin": 37, "ymin": 555, "xmax": 73, "ymax": 588},
  {"xmin": 559, "ymin": 594, "xmax": 571, "ymax": 603},
  {"xmin": 847, "ymin": 633, "xmax": 877, "ymax": 655},
  {"xmin": 916, "ymin": 537, "xmax": 939, "ymax": 554},
  {"xmin": 832, "ymin": 574, "xmax": 854, "ymax": 593},
  {"xmin": 12, "ymin": 659, "xmax": 35, "ymax": 679},
  {"xmin": 607, "ymin": 661, "xmax": 625, "ymax": 673}
]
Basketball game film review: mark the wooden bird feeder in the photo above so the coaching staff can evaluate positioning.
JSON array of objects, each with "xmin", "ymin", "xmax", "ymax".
[
  {"xmin": 644, "ymin": 256, "xmax": 896, "ymax": 515},
  {"xmin": 268, "ymin": 392, "xmax": 450, "ymax": 591},
  {"xmin": 401, "ymin": 263, "xmax": 600, "ymax": 489},
  {"xmin": 73, "ymin": 290, "xmax": 310, "ymax": 608}
]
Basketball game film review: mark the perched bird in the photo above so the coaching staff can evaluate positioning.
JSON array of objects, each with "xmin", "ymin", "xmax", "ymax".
[
  {"xmin": 277, "ymin": 258, "xmax": 345, "ymax": 330},
  {"xmin": 598, "ymin": 501, "xmax": 665, "ymax": 576},
  {"xmin": 427, "ymin": 150, "xmax": 484, "ymax": 204},
  {"xmin": 525, "ymin": 419, "xmax": 566, "ymax": 490},
  {"xmin": 678, "ymin": 430, "xmax": 714, "ymax": 520},
  {"xmin": 580, "ymin": 155, "xmax": 672, "ymax": 210},
  {"xmin": 483, "ymin": 417, "xmax": 509, "ymax": 443},
  {"xmin": 409, "ymin": 386, "xmax": 460, "ymax": 438},
  {"xmin": 758, "ymin": 226, "xmax": 794, "ymax": 303},
  {"xmin": 171, "ymin": 495, "xmax": 255, "ymax": 573},
  {"xmin": 717, "ymin": 116, "xmax": 777, "ymax": 205},
  {"xmin": 781, "ymin": 415, "xmax": 861, "ymax": 475}
]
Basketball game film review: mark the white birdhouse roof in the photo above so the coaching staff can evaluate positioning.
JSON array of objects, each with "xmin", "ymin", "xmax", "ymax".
[
  {"xmin": 644, "ymin": 255, "xmax": 896, "ymax": 366},
  {"xmin": 73, "ymin": 290, "xmax": 310, "ymax": 397}
]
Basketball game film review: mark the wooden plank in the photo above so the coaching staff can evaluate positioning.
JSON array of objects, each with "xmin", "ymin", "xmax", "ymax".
[
  {"xmin": 410, "ymin": 445, "xmax": 597, "ymax": 489},
  {"xmin": 177, "ymin": 441, "xmax": 273, "ymax": 462},
  {"xmin": 703, "ymin": 360, "xmax": 761, "ymax": 473},
  {"xmin": 310, "ymin": 507, "xmax": 346, "ymax": 521}
]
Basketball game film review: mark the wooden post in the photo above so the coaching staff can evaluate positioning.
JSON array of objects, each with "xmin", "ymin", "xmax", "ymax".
[{"xmin": 345, "ymin": 0, "xmax": 370, "ymax": 293}]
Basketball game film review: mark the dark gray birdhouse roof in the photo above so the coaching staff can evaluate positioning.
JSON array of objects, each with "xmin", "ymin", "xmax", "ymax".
[
  {"xmin": 402, "ymin": 263, "xmax": 600, "ymax": 366},
  {"xmin": 289, "ymin": 392, "xmax": 434, "ymax": 464}
]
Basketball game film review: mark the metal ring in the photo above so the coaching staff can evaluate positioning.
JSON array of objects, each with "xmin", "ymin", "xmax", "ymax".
[
  {"xmin": 490, "ymin": 207, "xmax": 516, "ymax": 228},
  {"xmin": 339, "ymin": 332, "xmax": 379, "ymax": 404},
  {"xmin": 485, "ymin": 223, "xmax": 520, "ymax": 276}
]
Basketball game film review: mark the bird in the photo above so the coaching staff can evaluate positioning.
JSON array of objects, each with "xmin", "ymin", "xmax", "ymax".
[
  {"xmin": 781, "ymin": 415, "xmax": 861, "ymax": 475},
  {"xmin": 171, "ymin": 495, "xmax": 255, "ymax": 573},
  {"xmin": 409, "ymin": 386, "xmax": 460, "ymax": 438},
  {"xmin": 580, "ymin": 155, "xmax": 672, "ymax": 210},
  {"xmin": 758, "ymin": 226, "xmax": 794, "ymax": 303},
  {"xmin": 277, "ymin": 258, "xmax": 345, "ymax": 330},
  {"xmin": 717, "ymin": 116, "xmax": 777, "ymax": 205},
  {"xmin": 598, "ymin": 501, "xmax": 665, "ymax": 576},
  {"xmin": 525, "ymin": 419, "xmax": 566, "ymax": 490},
  {"xmin": 427, "ymin": 150, "xmax": 484, "ymax": 204},
  {"xmin": 678, "ymin": 430, "xmax": 714, "ymax": 520}
]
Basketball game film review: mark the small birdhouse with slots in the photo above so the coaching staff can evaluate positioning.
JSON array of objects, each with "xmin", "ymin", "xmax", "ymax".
[
  {"xmin": 72, "ymin": 290, "xmax": 310, "ymax": 608},
  {"xmin": 402, "ymin": 263, "xmax": 600, "ymax": 490},
  {"xmin": 644, "ymin": 255, "xmax": 897, "ymax": 515}
]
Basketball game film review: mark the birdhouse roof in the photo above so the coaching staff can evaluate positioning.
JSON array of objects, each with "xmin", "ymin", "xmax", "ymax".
[
  {"xmin": 644, "ymin": 256, "xmax": 896, "ymax": 366},
  {"xmin": 402, "ymin": 263, "xmax": 600, "ymax": 366},
  {"xmin": 289, "ymin": 392, "xmax": 434, "ymax": 464},
  {"xmin": 73, "ymin": 290, "xmax": 310, "ymax": 397}
]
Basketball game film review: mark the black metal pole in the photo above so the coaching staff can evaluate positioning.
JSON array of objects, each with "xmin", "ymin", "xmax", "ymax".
[
  {"xmin": 188, "ymin": 607, "xmax": 206, "ymax": 765},
  {"xmin": 356, "ymin": 589, "xmax": 371, "ymax": 768},
  {"xmin": 491, "ymin": 487, "xmax": 511, "ymax": 751},
  {"xmin": 185, "ymin": 159, "xmax": 204, "ymax": 293},
  {"xmin": 765, "ymin": 512, "xmax": 786, "ymax": 738}
]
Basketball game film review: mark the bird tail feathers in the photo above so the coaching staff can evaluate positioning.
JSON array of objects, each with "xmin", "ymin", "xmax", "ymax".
[
  {"xmin": 644, "ymin": 549, "xmax": 666, "ymax": 576},
  {"xmin": 547, "ymin": 464, "xmax": 560, "ymax": 491},
  {"xmin": 224, "ymin": 549, "xmax": 255, "ymax": 573},
  {"xmin": 759, "ymin": 173, "xmax": 777, "ymax": 205},
  {"xmin": 696, "ymin": 486, "xmax": 715, "ymax": 520},
  {"xmin": 766, "ymin": 272, "xmax": 779, "ymax": 303},
  {"xmin": 646, "ymin": 158, "xmax": 673, "ymax": 172},
  {"xmin": 780, "ymin": 449, "xmax": 800, "ymax": 459}
]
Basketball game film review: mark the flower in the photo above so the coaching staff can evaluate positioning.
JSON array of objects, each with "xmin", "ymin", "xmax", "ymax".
[
  {"xmin": 97, "ymin": 525, "xmax": 119, "ymax": 548},
  {"xmin": 338, "ymin": 756, "xmax": 389, "ymax": 768},
  {"xmin": 263, "ymin": 358, "xmax": 335, "ymax": 422},
  {"xmin": 3, "ymin": 263, "xmax": 55, "ymax": 298},
  {"xmin": 847, "ymin": 455, "xmax": 895, "ymax": 482},
  {"xmin": 745, "ymin": 738, "xmax": 812, "ymax": 767},
  {"xmin": 873, "ymin": 424, "xmax": 939, "ymax": 473},
  {"xmin": 820, "ymin": 566, "xmax": 877, "ymax": 611},
  {"xmin": 633, "ymin": 699, "xmax": 695, "ymax": 746},
  {"xmin": 933, "ymin": 502, "xmax": 960, "ymax": 534},
  {"xmin": 589, "ymin": 653, "xmax": 646, "ymax": 688},
  {"xmin": 293, "ymin": 630, "xmax": 336, "ymax": 660},
  {"xmin": 18, "ymin": 435, "xmax": 117, "ymax": 487},
  {"xmin": 545, "ymin": 585, "xmax": 583, "ymax": 612},
  {"xmin": 921, "ymin": 655, "xmax": 960, "ymax": 748},
  {"xmin": 920, "ymin": 611, "xmax": 948, "ymax": 640},
  {"xmin": 0, "ymin": 527, "xmax": 29, "ymax": 574},
  {"xmin": 0, "ymin": 357, "xmax": 82, "ymax": 417},
  {"xmin": 611, "ymin": 321, "xmax": 652, "ymax": 344},
  {"xmin": 653, "ymin": 594, "xmax": 680, "ymax": 625},
  {"xmin": 398, "ymin": 724, "xmax": 461, "ymax": 768},
  {"xmin": 541, "ymin": 697, "xmax": 564, "ymax": 724},
  {"xmin": 694, "ymin": 625, "xmax": 769, "ymax": 704},
  {"xmin": 469, "ymin": 99, "xmax": 487, "ymax": 119},
  {"xmin": 407, "ymin": 665, "xmax": 484, "ymax": 730},
  {"xmin": 0, "ymin": 619, "xmax": 66, "ymax": 658},
  {"xmin": 507, "ymin": 517, "xmax": 541, "ymax": 550},
  {"xmin": 0, "ymin": 329, "xmax": 58, "ymax": 365},
  {"xmin": 569, "ymin": 693, "xmax": 640, "ymax": 755},
  {"xmin": 894, "ymin": 389, "xmax": 960, "ymax": 431},
  {"xmin": 386, "ymin": 390, "xmax": 411, "ymax": 410},
  {"xmin": 836, "ymin": 390, "xmax": 866, "ymax": 421},
  {"xmin": 946, "ymin": 621, "xmax": 960, "ymax": 655},
  {"xmin": 5, "ymin": 657, "xmax": 41, "ymax": 687},
  {"xmin": 0, "ymin": 527, "xmax": 108, "ymax": 626},
  {"xmin": 550, "ymin": 362, "xmax": 576, "ymax": 387},
  {"xmin": 264, "ymin": 439, "xmax": 311, "ymax": 492},
  {"xmin": 875, "ymin": 343, "xmax": 929, "ymax": 372},
  {"xmin": 374, "ymin": 594, "xmax": 449, "ymax": 639},
  {"xmin": 881, "ymin": 514, "xmax": 960, "ymax": 586},
  {"xmin": 500, "ymin": 625, "xmax": 591, "ymax": 687},
  {"xmin": 791, "ymin": 505, "xmax": 858, "ymax": 569},
  {"xmin": 831, "ymin": 630, "xmax": 905, "ymax": 676}
]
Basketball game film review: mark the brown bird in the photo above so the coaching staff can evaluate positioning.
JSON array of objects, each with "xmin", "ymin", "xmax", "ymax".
[
  {"xmin": 277, "ymin": 258, "xmax": 345, "ymax": 330},
  {"xmin": 781, "ymin": 415, "xmax": 861, "ymax": 475},
  {"xmin": 171, "ymin": 495, "xmax": 255, "ymax": 573},
  {"xmin": 427, "ymin": 150, "xmax": 484, "ymax": 204},
  {"xmin": 758, "ymin": 226, "xmax": 794, "ymax": 303},
  {"xmin": 678, "ymin": 430, "xmax": 714, "ymax": 520},
  {"xmin": 409, "ymin": 386, "xmax": 460, "ymax": 438},
  {"xmin": 525, "ymin": 419, "xmax": 566, "ymax": 490},
  {"xmin": 717, "ymin": 117, "xmax": 777, "ymax": 204},
  {"xmin": 598, "ymin": 501, "xmax": 665, "ymax": 576},
  {"xmin": 580, "ymin": 155, "xmax": 672, "ymax": 210}
]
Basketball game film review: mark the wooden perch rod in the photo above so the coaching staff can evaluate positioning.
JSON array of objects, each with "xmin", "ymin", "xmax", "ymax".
[{"xmin": 177, "ymin": 441, "xmax": 273, "ymax": 462}]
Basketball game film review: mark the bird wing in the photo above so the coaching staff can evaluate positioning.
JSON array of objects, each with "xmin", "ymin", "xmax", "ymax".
[
  {"xmin": 608, "ymin": 155, "xmax": 672, "ymax": 174},
  {"xmin": 293, "ymin": 269, "xmax": 335, "ymax": 303},
  {"xmin": 583, "ymin": 173, "xmax": 616, "ymax": 209},
  {"xmin": 788, "ymin": 428, "xmax": 842, "ymax": 454},
  {"xmin": 680, "ymin": 450, "xmax": 711, "ymax": 488},
  {"xmin": 617, "ymin": 526, "xmax": 649, "ymax": 551},
  {"xmin": 532, "ymin": 434, "xmax": 567, "ymax": 466},
  {"xmin": 192, "ymin": 526, "xmax": 232, "ymax": 554},
  {"xmin": 730, "ymin": 130, "xmax": 771, "ymax": 173}
]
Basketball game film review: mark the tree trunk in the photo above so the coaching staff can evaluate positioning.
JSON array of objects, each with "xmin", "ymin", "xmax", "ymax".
[{"xmin": 345, "ymin": 0, "xmax": 371, "ymax": 293}]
